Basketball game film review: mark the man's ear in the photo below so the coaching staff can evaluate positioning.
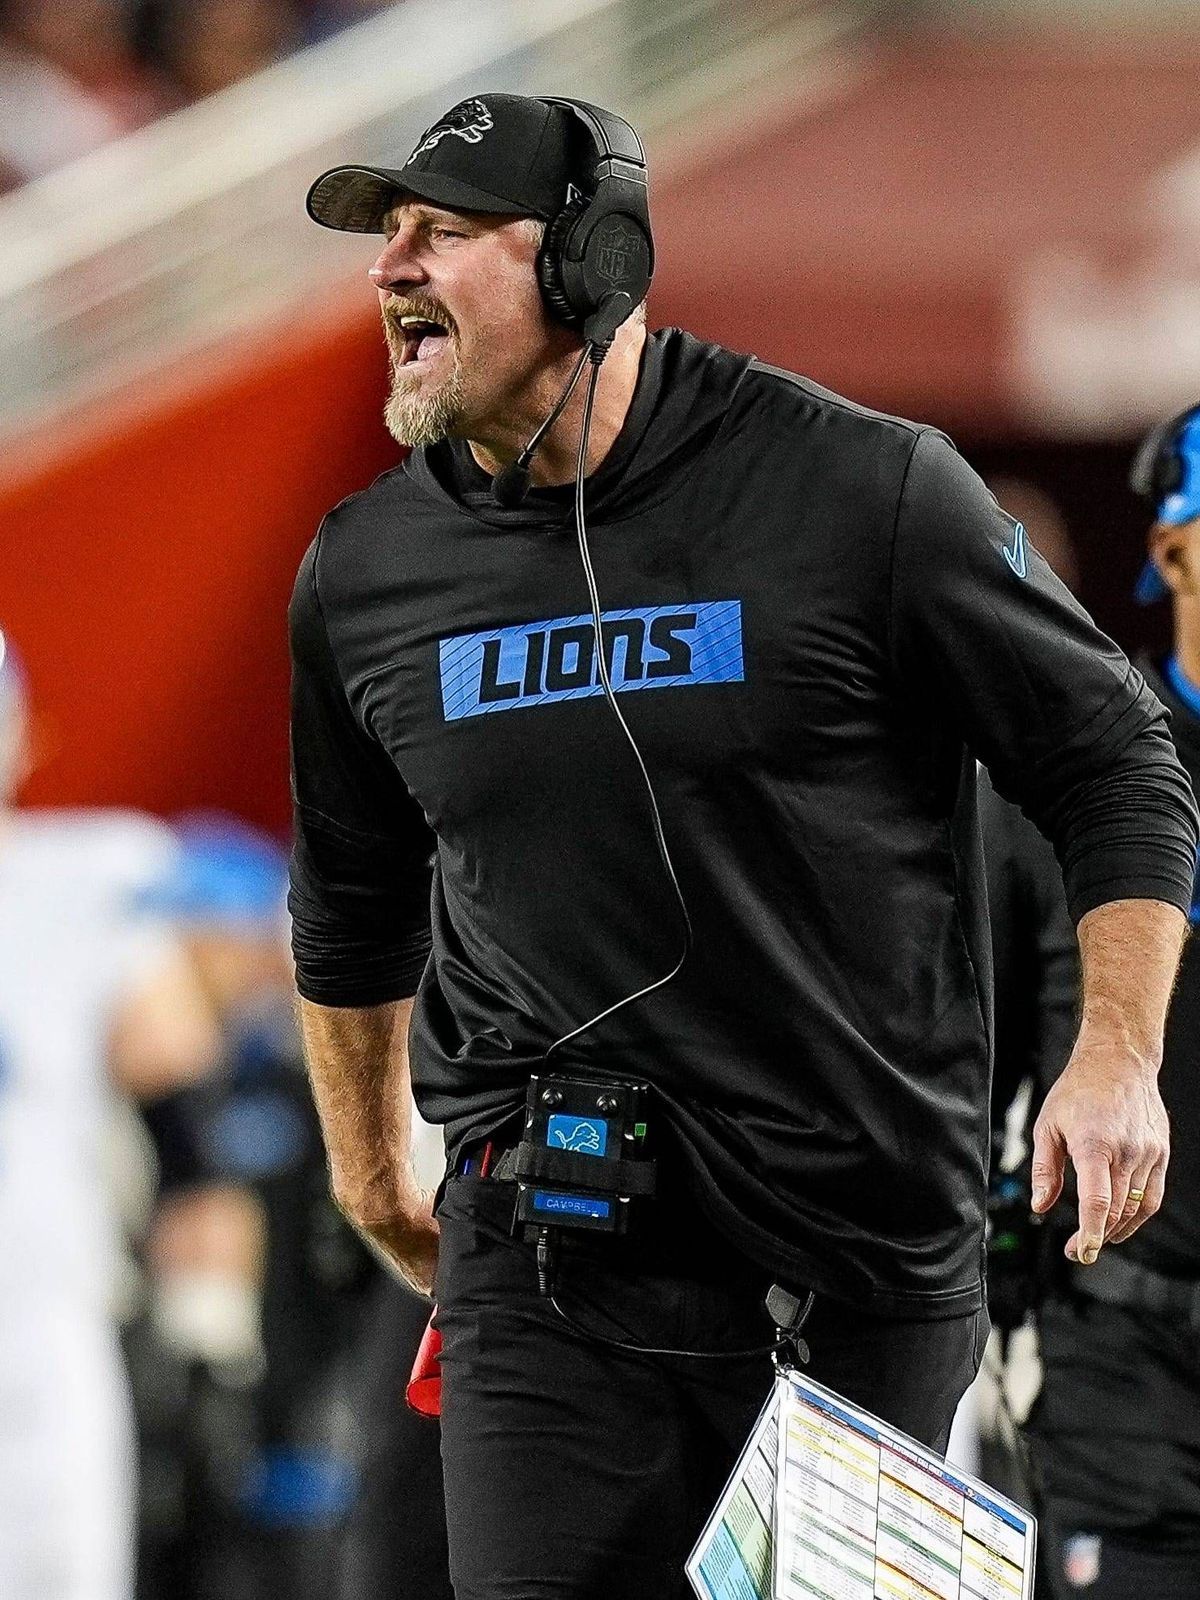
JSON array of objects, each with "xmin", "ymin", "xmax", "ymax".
[{"xmin": 1148, "ymin": 520, "xmax": 1200, "ymax": 598}]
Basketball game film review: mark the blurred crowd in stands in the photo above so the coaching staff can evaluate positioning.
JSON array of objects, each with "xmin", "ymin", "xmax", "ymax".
[{"xmin": 0, "ymin": 0, "xmax": 399, "ymax": 193}]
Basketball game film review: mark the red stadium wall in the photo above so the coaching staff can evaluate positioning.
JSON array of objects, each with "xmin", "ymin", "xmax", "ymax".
[{"xmin": 0, "ymin": 289, "xmax": 397, "ymax": 836}]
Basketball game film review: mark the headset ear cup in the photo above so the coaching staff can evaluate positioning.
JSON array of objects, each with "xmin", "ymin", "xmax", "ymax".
[
  {"xmin": 1131, "ymin": 407, "xmax": 1200, "ymax": 504},
  {"xmin": 538, "ymin": 202, "xmax": 587, "ymax": 328},
  {"xmin": 1158, "ymin": 453, "xmax": 1186, "ymax": 500},
  {"xmin": 1130, "ymin": 425, "xmax": 1166, "ymax": 500}
]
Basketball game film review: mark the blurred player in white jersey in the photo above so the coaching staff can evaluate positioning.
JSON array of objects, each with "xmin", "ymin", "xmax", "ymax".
[{"xmin": 0, "ymin": 631, "xmax": 216, "ymax": 1600}]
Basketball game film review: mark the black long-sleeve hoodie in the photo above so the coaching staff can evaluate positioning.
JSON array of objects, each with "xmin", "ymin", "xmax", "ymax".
[{"xmin": 289, "ymin": 328, "xmax": 1198, "ymax": 1317}]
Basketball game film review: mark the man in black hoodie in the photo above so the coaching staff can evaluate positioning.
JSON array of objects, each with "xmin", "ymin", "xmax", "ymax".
[
  {"xmin": 985, "ymin": 411, "xmax": 1200, "ymax": 1599},
  {"xmin": 288, "ymin": 94, "xmax": 1198, "ymax": 1599}
]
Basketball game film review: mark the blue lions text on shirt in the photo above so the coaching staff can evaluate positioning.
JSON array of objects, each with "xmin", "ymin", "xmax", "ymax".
[{"xmin": 438, "ymin": 600, "xmax": 745, "ymax": 722}]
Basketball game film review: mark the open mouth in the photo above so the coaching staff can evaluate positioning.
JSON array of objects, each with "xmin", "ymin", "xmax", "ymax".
[{"xmin": 396, "ymin": 314, "xmax": 452, "ymax": 368}]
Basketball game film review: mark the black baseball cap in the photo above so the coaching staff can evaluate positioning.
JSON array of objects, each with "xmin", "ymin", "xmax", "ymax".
[{"xmin": 307, "ymin": 93, "xmax": 581, "ymax": 233}]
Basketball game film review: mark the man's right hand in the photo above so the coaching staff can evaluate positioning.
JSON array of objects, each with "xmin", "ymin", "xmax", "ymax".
[
  {"xmin": 342, "ymin": 1186, "xmax": 440, "ymax": 1297},
  {"xmin": 296, "ymin": 994, "xmax": 439, "ymax": 1294}
]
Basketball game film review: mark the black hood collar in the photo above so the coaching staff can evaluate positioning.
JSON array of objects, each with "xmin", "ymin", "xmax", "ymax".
[{"xmin": 402, "ymin": 328, "xmax": 753, "ymax": 531}]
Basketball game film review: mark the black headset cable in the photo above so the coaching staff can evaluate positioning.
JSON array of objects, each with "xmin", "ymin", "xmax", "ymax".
[
  {"xmin": 544, "ymin": 346, "xmax": 693, "ymax": 1060},
  {"xmin": 492, "ymin": 345, "xmax": 592, "ymax": 509},
  {"xmin": 547, "ymin": 1288, "xmax": 791, "ymax": 1363}
]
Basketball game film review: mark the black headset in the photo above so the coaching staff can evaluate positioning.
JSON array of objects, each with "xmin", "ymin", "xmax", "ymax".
[
  {"xmin": 534, "ymin": 97, "xmax": 654, "ymax": 347},
  {"xmin": 1130, "ymin": 403, "xmax": 1200, "ymax": 507}
]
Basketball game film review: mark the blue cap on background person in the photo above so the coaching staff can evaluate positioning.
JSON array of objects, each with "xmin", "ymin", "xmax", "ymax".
[
  {"xmin": 1131, "ymin": 404, "xmax": 1200, "ymax": 604},
  {"xmin": 135, "ymin": 812, "xmax": 288, "ymax": 927}
]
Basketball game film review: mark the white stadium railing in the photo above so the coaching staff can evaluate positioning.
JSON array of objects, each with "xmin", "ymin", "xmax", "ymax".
[{"xmin": 0, "ymin": 0, "xmax": 875, "ymax": 445}]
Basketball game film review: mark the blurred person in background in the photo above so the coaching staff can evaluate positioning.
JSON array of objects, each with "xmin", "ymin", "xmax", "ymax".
[
  {"xmin": 131, "ymin": 815, "xmax": 446, "ymax": 1600},
  {"xmin": 0, "ymin": 0, "xmax": 174, "ymax": 189},
  {"xmin": 130, "ymin": 817, "xmax": 306, "ymax": 1600},
  {"xmin": 0, "ymin": 631, "xmax": 219, "ymax": 1600},
  {"xmin": 984, "ymin": 406, "xmax": 1200, "ymax": 1598},
  {"xmin": 129, "ymin": 817, "xmax": 279, "ymax": 1600}
]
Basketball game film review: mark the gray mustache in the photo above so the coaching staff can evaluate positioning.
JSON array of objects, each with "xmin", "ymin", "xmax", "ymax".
[{"xmin": 383, "ymin": 297, "xmax": 456, "ymax": 336}]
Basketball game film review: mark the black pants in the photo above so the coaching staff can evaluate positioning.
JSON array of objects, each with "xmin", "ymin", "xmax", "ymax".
[
  {"xmin": 1031, "ymin": 1293, "xmax": 1200, "ymax": 1598},
  {"xmin": 1040, "ymin": 1529, "xmax": 1200, "ymax": 1598},
  {"xmin": 336, "ymin": 1276, "xmax": 455, "ymax": 1600},
  {"xmin": 434, "ymin": 1173, "xmax": 986, "ymax": 1600}
]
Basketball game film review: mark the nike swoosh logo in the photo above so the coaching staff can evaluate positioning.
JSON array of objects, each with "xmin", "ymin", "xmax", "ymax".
[{"xmin": 1002, "ymin": 519, "xmax": 1028, "ymax": 579}]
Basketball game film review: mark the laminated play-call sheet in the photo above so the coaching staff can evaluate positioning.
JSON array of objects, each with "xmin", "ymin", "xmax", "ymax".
[
  {"xmin": 775, "ymin": 1373, "xmax": 1036, "ymax": 1600},
  {"xmin": 686, "ymin": 1383, "xmax": 781, "ymax": 1600}
]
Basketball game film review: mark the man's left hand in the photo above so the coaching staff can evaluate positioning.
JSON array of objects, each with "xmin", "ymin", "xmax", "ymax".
[{"xmin": 1030, "ymin": 1027, "xmax": 1171, "ymax": 1263}]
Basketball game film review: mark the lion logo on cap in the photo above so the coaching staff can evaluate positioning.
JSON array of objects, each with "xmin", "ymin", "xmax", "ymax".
[{"xmin": 406, "ymin": 98, "xmax": 494, "ymax": 164}]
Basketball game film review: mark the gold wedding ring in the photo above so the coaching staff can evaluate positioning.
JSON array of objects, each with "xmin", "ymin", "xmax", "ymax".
[{"xmin": 1128, "ymin": 1188, "xmax": 1146, "ymax": 1203}]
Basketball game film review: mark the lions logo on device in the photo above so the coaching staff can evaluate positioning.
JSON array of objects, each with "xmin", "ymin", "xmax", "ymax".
[{"xmin": 547, "ymin": 1116, "xmax": 606, "ymax": 1156}]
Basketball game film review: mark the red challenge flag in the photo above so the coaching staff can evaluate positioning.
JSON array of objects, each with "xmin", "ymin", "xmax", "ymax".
[{"xmin": 406, "ymin": 1312, "xmax": 443, "ymax": 1417}]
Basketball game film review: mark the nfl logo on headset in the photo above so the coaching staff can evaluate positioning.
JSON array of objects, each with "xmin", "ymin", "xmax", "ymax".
[
  {"xmin": 595, "ymin": 219, "xmax": 637, "ymax": 286},
  {"xmin": 1063, "ymin": 1533, "xmax": 1101, "ymax": 1588}
]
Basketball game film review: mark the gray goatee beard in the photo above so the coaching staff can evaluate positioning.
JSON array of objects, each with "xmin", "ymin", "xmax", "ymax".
[{"xmin": 383, "ymin": 352, "xmax": 466, "ymax": 448}]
